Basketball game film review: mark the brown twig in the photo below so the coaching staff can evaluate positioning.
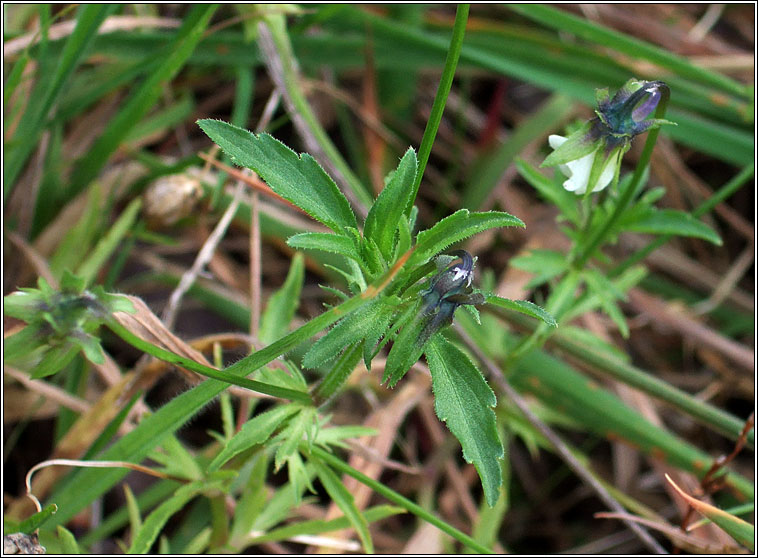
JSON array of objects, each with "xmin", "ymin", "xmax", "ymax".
[
  {"xmin": 161, "ymin": 181, "xmax": 244, "ymax": 329},
  {"xmin": 4, "ymin": 366, "xmax": 90, "ymax": 415},
  {"xmin": 26, "ymin": 458, "xmax": 187, "ymax": 513}
]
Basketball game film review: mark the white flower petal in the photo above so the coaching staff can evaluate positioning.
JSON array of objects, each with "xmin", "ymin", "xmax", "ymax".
[
  {"xmin": 593, "ymin": 153, "xmax": 617, "ymax": 192},
  {"xmin": 549, "ymin": 136, "xmax": 576, "ymax": 178},
  {"xmin": 548, "ymin": 134, "xmax": 567, "ymax": 149},
  {"xmin": 563, "ymin": 150, "xmax": 597, "ymax": 195},
  {"xmin": 563, "ymin": 177, "xmax": 584, "ymax": 193},
  {"xmin": 547, "ymin": 133, "xmax": 618, "ymax": 195}
]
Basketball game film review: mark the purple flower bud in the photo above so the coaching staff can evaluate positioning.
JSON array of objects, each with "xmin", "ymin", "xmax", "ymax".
[
  {"xmin": 542, "ymin": 78, "xmax": 673, "ymax": 194},
  {"xmin": 594, "ymin": 79, "xmax": 668, "ymax": 139},
  {"xmin": 631, "ymin": 84, "xmax": 662, "ymax": 122}
]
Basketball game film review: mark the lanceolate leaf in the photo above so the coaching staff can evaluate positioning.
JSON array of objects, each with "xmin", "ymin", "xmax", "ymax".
[
  {"xmin": 540, "ymin": 121, "xmax": 594, "ymax": 168},
  {"xmin": 382, "ymin": 301, "xmax": 427, "ymax": 388},
  {"xmin": 363, "ymin": 299, "xmax": 400, "ymax": 369},
  {"xmin": 286, "ymin": 232, "xmax": 359, "ymax": 262},
  {"xmin": 311, "ymin": 457, "xmax": 374, "ymax": 553},
  {"xmin": 486, "ymin": 295, "xmax": 557, "ymax": 328},
  {"xmin": 273, "ymin": 407, "xmax": 317, "ymax": 471},
  {"xmin": 313, "ymin": 342, "xmax": 363, "ymax": 404},
  {"xmin": 515, "ymin": 158, "xmax": 580, "ymax": 225},
  {"xmin": 4, "ymin": 323, "xmax": 47, "ymax": 362},
  {"xmin": 508, "ymin": 248, "xmax": 569, "ymax": 289},
  {"xmin": 207, "ymin": 404, "xmax": 300, "ymax": 472},
  {"xmin": 619, "ymin": 208, "xmax": 722, "ymax": 245},
  {"xmin": 247, "ymin": 505, "xmax": 401, "ymax": 546},
  {"xmin": 127, "ymin": 472, "xmax": 235, "ymax": 554},
  {"xmin": 303, "ymin": 298, "xmax": 395, "ymax": 369},
  {"xmin": 197, "ymin": 120, "xmax": 357, "ymax": 233},
  {"xmin": 424, "ymin": 335, "xmax": 503, "ymax": 507},
  {"xmin": 409, "ymin": 209, "xmax": 524, "ymax": 266},
  {"xmin": 364, "ymin": 147, "xmax": 418, "ymax": 261}
]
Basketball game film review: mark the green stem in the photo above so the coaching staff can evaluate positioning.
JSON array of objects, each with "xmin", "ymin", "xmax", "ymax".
[
  {"xmin": 572, "ymin": 86, "xmax": 671, "ymax": 270},
  {"xmin": 408, "ymin": 3, "xmax": 469, "ymax": 215},
  {"xmin": 109, "ymin": 249, "xmax": 414, "ymax": 403},
  {"xmin": 310, "ymin": 446, "xmax": 493, "ymax": 554},
  {"xmin": 107, "ymin": 319, "xmax": 313, "ymax": 405},
  {"xmin": 611, "ymin": 163, "xmax": 754, "ymax": 277}
]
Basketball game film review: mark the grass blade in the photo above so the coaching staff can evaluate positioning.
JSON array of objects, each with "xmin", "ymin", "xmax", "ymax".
[
  {"xmin": 64, "ymin": 5, "xmax": 217, "ymax": 220},
  {"xmin": 508, "ymin": 4, "xmax": 749, "ymax": 98},
  {"xmin": 5, "ymin": 5, "xmax": 116, "ymax": 199}
]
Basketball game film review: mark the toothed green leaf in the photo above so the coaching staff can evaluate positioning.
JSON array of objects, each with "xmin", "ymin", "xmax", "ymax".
[
  {"xmin": 303, "ymin": 298, "xmax": 395, "ymax": 369},
  {"xmin": 409, "ymin": 210, "xmax": 524, "ymax": 267},
  {"xmin": 198, "ymin": 120, "xmax": 357, "ymax": 233},
  {"xmin": 486, "ymin": 296, "xmax": 557, "ymax": 328},
  {"xmin": 286, "ymin": 232, "xmax": 359, "ymax": 261},
  {"xmin": 425, "ymin": 335, "xmax": 503, "ymax": 507},
  {"xmin": 364, "ymin": 147, "xmax": 418, "ymax": 261}
]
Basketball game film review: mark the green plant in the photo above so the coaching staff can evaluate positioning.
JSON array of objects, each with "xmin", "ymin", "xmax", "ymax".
[{"xmin": 4, "ymin": 4, "xmax": 753, "ymax": 555}]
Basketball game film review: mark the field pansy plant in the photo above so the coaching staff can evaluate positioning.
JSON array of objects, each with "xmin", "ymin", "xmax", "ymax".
[{"xmin": 542, "ymin": 79, "xmax": 673, "ymax": 195}]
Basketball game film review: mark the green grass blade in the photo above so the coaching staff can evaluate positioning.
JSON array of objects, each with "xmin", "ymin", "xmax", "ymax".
[
  {"xmin": 259, "ymin": 252, "xmax": 305, "ymax": 345},
  {"xmin": 106, "ymin": 319, "xmax": 312, "ymax": 404},
  {"xmin": 499, "ymin": 307, "xmax": 753, "ymax": 450},
  {"xmin": 76, "ymin": 198, "xmax": 142, "ymax": 286},
  {"xmin": 260, "ymin": 15, "xmax": 374, "ymax": 211},
  {"xmin": 46, "ymin": 256, "xmax": 408, "ymax": 527},
  {"xmin": 510, "ymin": 348, "xmax": 753, "ymax": 499},
  {"xmin": 462, "ymin": 94, "xmax": 574, "ymax": 210},
  {"xmin": 508, "ymin": 4, "xmax": 749, "ymax": 99},
  {"xmin": 55, "ymin": 525, "xmax": 82, "ymax": 554},
  {"xmin": 668, "ymin": 475, "xmax": 754, "ymax": 551},
  {"xmin": 4, "ymin": 5, "xmax": 117, "ymax": 199},
  {"xmin": 3, "ymin": 51, "xmax": 31, "ymax": 106},
  {"xmin": 77, "ymin": 480, "xmax": 180, "ymax": 548},
  {"xmin": 311, "ymin": 457, "xmax": 373, "ymax": 553},
  {"xmin": 64, "ymin": 5, "xmax": 217, "ymax": 218}
]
